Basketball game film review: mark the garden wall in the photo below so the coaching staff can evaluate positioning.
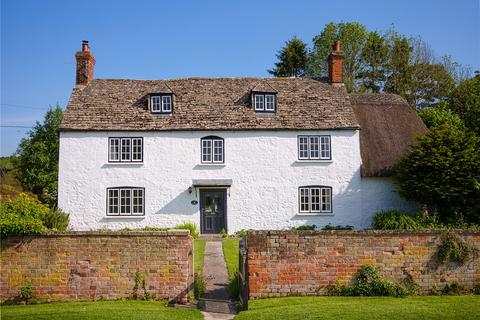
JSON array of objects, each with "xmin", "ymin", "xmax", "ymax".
[
  {"xmin": 0, "ymin": 231, "xmax": 193, "ymax": 303},
  {"xmin": 246, "ymin": 230, "xmax": 480, "ymax": 298}
]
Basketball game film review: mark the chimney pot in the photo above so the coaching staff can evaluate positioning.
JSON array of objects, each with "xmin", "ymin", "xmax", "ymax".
[
  {"xmin": 82, "ymin": 40, "xmax": 90, "ymax": 52},
  {"xmin": 333, "ymin": 40, "xmax": 341, "ymax": 52}
]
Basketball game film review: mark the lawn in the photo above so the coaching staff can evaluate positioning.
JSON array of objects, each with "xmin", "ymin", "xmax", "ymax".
[
  {"xmin": 222, "ymin": 238, "xmax": 239, "ymax": 277},
  {"xmin": 235, "ymin": 296, "xmax": 480, "ymax": 320},
  {"xmin": 0, "ymin": 300, "xmax": 202, "ymax": 320},
  {"xmin": 194, "ymin": 239, "xmax": 206, "ymax": 274}
]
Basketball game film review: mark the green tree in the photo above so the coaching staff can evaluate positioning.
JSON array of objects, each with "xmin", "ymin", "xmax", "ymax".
[
  {"xmin": 359, "ymin": 31, "xmax": 389, "ymax": 92},
  {"xmin": 308, "ymin": 22, "xmax": 368, "ymax": 92},
  {"xmin": 384, "ymin": 34, "xmax": 411, "ymax": 97},
  {"xmin": 268, "ymin": 37, "xmax": 308, "ymax": 77},
  {"xmin": 418, "ymin": 105, "xmax": 465, "ymax": 129},
  {"xmin": 448, "ymin": 74, "xmax": 480, "ymax": 135},
  {"xmin": 16, "ymin": 105, "xmax": 63, "ymax": 207},
  {"xmin": 395, "ymin": 124, "xmax": 480, "ymax": 223}
]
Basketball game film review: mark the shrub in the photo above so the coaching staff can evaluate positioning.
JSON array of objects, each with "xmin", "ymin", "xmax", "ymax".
[
  {"xmin": 372, "ymin": 210, "xmax": 420, "ymax": 230},
  {"xmin": 322, "ymin": 224, "xmax": 354, "ymax": 230},
  {"xmin": 19, "ymin": 284, "xmax": 33, "ymax": 304},
  {"xmin": 228, "ymin": 272, "xmax": 240, "ymax": 299},
  {"xmin": 220, "ymin": 228, "xmax": 228, "ymax": 238},
  {"xmin": 194, "ymin": 273, "xmax": 206, "ymax": 300},
  {"xmin": 442, "ymin": 282, "xmax": 463, "ymax": 295},
  {"xmin": 234, "ymin": 229, "xmax": 248, "ymax": 238},
  {"xmin": 291, "ymin": 224, "xmax": 316, "ymax": 231},
  {"xmin": 0, "ymin": 194, "xmax": 48, "ymax": 236},
  {"xmin": 42, "ymin": 209, "xmax": 69, "ymax": 231},
  {"xmin": 437, "ymin": 233, "xmax": 475, "ymax": 265},
  {"xmin": 175, "ymin": 222, "xmax": 199, "ymax": 239},
  {"xmin": 332, "ymin": 265, "xmax": 411, "ymax": 297}
]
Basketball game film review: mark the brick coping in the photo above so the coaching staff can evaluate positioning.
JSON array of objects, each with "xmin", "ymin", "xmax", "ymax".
[
  {"xmin": 3, "ymin": 230, "xmax": 191, "ymax": 238},
  {"xmin": 248, "ymin": 229, "xmax": 480, "ymax": 236}
]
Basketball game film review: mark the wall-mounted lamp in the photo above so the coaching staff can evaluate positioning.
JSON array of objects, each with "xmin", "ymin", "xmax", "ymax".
[{"xmin": 188, "ymin": 186, "xmax": 193, "ymax": 194}]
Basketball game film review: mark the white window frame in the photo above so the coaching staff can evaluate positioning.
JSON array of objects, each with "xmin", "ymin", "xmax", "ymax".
[
  {"xmin": 201, "ymin": 136, "xmax": 224, "ymax": 164},
  {"xmin": 299, "ymin": 186, "xmax": 332, "ymax": 214},
  {"xmin": 298, "ymin": 135, "xmax": 331, "ymax": 160},
  {"xmin": 150, "ymin": 94, "xmax": 173, "ymax": 114},
  {"xmin": 107, "ymin": 187, "xmax": 144, "ymax": 216},
  {"xmin": 109, "ymin": 137, "xmax": 143, "ymax": 163},
  {"xmin": 254, "ymin": 93, "xmax": 276, "ymax": 112}
]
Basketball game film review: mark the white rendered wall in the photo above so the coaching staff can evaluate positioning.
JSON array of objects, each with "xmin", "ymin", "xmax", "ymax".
[{"xmin": 58, "ymin": 130, "xmax": 414, "ymax": 232}]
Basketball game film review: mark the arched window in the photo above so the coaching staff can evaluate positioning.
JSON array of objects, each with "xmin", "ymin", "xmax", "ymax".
[{"xmin": 201, "ymin": 136, "xmax": 224, "ymax": 163}]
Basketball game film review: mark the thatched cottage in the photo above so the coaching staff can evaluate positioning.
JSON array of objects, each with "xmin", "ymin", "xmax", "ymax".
[{"xmin": 58, "ymin": 41, "xmax": 426, "ymax": 233}]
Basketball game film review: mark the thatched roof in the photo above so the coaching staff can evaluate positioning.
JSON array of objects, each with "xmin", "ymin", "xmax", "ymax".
[
  {"xmin": 351, "ymin": 93, "xmax": 427, "ymax": 177},
  {"xmin": 60, "ymin": 77, "xmax": 359, "ymax": 131}
]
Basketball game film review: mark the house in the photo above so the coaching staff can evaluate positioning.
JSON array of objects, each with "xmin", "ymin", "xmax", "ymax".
[{"xmin": 58, "ymin": 41, "xmax": 427, "ymax": 233}]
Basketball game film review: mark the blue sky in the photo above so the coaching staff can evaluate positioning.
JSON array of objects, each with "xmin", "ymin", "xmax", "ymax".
[{"xmin": 1, "ymin": 0, "xmax": 479, "ymax": 156}]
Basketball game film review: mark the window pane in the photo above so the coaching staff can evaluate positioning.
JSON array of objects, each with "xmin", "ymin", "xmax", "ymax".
[
  {"xmin": 109, "ymin": 138, "xmax": 120, "ymax": 161},
  {"xmin": 162, "ymin": 95, "xmax": 172, "ymax": 112},
  {"xmin": 121, "ymin": 139, "xmax": 131, "ymax": 161},
  {"xmin": 132, "ymin": 189, "xmax": 144, "ymax": 215},
  {"xmin": 108, "ymin": 189, "xmax": 119, "ymax": 215},
  {"xmin": 254, "ymin": 95, "xmax": 264, "ymax": 110},
  {"xmin": 265, "ymin": 94, "xmax": 275, "ymax": 111},
  {"xmin": 298, "ymin": 136, "xmax": 309, "ymax": 159},
  {"xmin": 213, "ymin": 139, "xmax": 224, "ymax": 162},
  {"xmin": 132, "ymin": 138, "xmax": 142, "ymax": 161},
  {"xmin": 320, "ymin": 136, "xmax": 331, "ymax": 159},
  {"xmin": 321, "ymin": 187, "xmax": 332, "ymax": 212},
  {"xmin": 202, "ymin": 139, "xmax": 212, "ymax": 163},
  {"xmin": 310, "ymin": 188, "xmax": 320, "ymax": 212},
  {"xmin": 120, "ymin": 189, "xmax": 132, "ymax": 214},
  {"xmin": 309, "ymin": 136, "xmax": 320, "ymax": 159},
  {"xmin": 151, "ymin": 96, "xmax": 161, "ymax": 112},
  {"xmin": 299, "ymin": 188, "xmax": 309, "ymax": 212}
]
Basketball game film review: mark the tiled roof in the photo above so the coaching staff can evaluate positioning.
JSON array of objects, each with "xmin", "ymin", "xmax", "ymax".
[
  {"xmin": 351, "ymin": 93, "xmax": 428, "ymax": 177},
  {"xmin": 60, "ymin": 77, "xmax": 359, "ymax": 131}
]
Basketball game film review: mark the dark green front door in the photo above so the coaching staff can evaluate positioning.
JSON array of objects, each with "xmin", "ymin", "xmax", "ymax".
[{"xmin": 200, "ymin": 189, "xmax": 227, "ymax": 234}]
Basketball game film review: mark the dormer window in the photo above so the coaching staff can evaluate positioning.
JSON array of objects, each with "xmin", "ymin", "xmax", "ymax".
[
  {"xmin": 253, "ymin": 93, "xmax": 276, "ymax": 113},
  {"xmin": 150, "ymin": 94, "xmax": 173, "ymax": 114}
]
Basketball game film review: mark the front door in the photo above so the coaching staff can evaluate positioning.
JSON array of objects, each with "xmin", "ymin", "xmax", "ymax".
[{"xmin": 200, "ymin": 189, "xmax": 227, "ymax": 234}]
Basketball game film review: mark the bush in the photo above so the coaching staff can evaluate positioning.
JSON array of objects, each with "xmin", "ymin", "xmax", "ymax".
[
  {"xmin": 194, "ymin": 273, "xmax": 206, "ymax": 300},
  {"xmin": 228, "ymin": 272, "xmax": 240, "ymax": 299},
  {"xmin": 175, "ymin": 222, "xmax": 200, "ymax": 239},
  {"xmin": 322, "ymin": 224, "xmax": 354, "ymax": 230},
  {"xmin": 437, "ymin": 233, "xmax": 475, "ymax": 265},
  {"xmin": 19, "ymin": 284, "xmax": 33, "ymax": 304},
  {"xmin": 120, "ymin": 226, "xmax": 169, "ymax": 232},
  {"xmin": 291, "ymin": 224, "xmax": 316, "ymax": 231},
  {"xmin": 42, "ymin": 209, "xmax": 69, "ymax": 231},
  {"xmin": 0, "ymin": 194, "xmax": 48, "ymax": 236},
  {"xmin": 372, "ymin": 210, "xmax": 420, "ymax": 230},
  {"xmin": 332, "ymin": 265, "xmax": 412, "ymax": 297},
  {"xmin": 234, "ymin": 229, "xmax": 248, "ymax": 238}
]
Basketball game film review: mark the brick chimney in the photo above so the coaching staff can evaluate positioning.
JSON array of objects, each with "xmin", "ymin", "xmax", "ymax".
[
  {"xmin": 328, "ymin": 40, "xmax": 345, "ymax": 84},
  {"xmin": 75, "ymin": 40, "xmax": 96, "ymax": 85}
]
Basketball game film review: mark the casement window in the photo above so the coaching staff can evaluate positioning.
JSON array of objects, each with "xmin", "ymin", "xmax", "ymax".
[
  {"xmin": 254, "ymin": 93, "xmax": 276, "ymax": 113},
  {"xmin": 298, "ymin": 135, "xmax": 331, "ymax": 160},
  {"xmin": 299, "ymin": 186, "xmax": 332, "ymax": 214},
  {"xmin": 109, "ymin": 137, "xmax": 143, "ymax": 162},
  {"xmin": 201, "ymin": 136, "xmax": 224, "ymax": 163},
  {"xmin": 107, "ymin": 187, "xmax": 144, "ymax": 216},
  {"xmin": 150, "ymin": 94, "xmax": 173, "ymax": 114}
]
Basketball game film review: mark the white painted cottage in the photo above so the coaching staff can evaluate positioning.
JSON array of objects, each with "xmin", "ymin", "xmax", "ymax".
[{"xmin": 58, "ymin": 41, "xmax": 426, "ymax": 233}]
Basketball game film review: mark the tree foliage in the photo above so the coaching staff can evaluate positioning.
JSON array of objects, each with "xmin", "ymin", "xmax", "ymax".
[
  {"xmin": 359, "ymin": 31, "xmax": 389, "ymax": 92},
  {"xmin": 395, "ymin": 124, "xmax": 480, "ymax": 223},
  {"xmin": 268, "ymin": 37, "xmax": 308, "ymax": 77},
  {"xmin": 15, "ymin": 105, "xmax": 63, "ymax": 207},
  {"xmin": 448, "ymin": 74, "xmax": 480, "ymax": 135},
  {"xmin": 418, "ymin": 106, "xmax": 465, "ymax": 129}
]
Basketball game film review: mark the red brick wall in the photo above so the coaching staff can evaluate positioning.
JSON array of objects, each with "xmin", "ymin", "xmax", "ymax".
[
  {"xmin": 247, "ymin": 230, "xmax": 480, "ymax": 298},
  {"xmin": 0, "ymin": 231, "xmax": 193, "ymax": 303}
]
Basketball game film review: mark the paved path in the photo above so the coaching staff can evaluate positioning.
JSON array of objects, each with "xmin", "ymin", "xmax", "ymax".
[{"xmin": 200, "ymin": 240, "xmax": 236, "ymax": 317}]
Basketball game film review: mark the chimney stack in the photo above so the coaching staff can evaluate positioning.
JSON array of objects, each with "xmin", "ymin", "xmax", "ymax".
[
  {"xmin": 75, "ymin": 40, "xmax": 96, "ymax": 85},
  {"xmin": 328, "ymin": 40, "xmax": 345, "ymax": 84}
]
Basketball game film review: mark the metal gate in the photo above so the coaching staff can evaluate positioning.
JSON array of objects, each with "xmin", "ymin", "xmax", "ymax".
[{"xmin": 238, "ymin": 238, "xmax": 249, "ymax": 310}]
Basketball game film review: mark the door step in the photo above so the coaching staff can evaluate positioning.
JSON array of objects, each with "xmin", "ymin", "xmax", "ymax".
[
  {"xmin": 198, "ymin": 298, "xmax": 237, "ymax": 314},
  {"xmin": 199, "ymin": 234, "xmax": 225, "ymax": 241}
]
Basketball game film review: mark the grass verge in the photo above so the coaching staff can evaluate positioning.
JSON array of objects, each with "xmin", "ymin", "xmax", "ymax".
[
  {"xmin": 194, "ymin": 239, "xmax": 206, "ymax": 274},
  {"xmin": 222, "ymin": 238, "xmax": 239, "ymax": 277},
  {"xmin": 235, "ymin": 296, "xmax": 480, "ymax": 320},
  {"xmin": 1, "ymin": 300, "xmax": 202, "ymax": 320}
]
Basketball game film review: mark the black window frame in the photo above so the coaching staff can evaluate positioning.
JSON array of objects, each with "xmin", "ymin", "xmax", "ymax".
[
  {"xmin": 106, "ymin": 186, "xmax": 145, "ymax": 216},
  {"xmin": 297, "ymin": 135, "xmax": 332, "ymax": 160},
  {"xmin": 253, "ymin": 92, "xmax": 277, "ymax": 113},
  {"xmin": 298, "ymin": 185, "xmax": 333, "ymax": 214},
  {"xmin": 150, "ymin": 93, "xmax": 174, "ymax": 114},
  {"xmin": 108, "ymin": 137, "xmax": 144, "ymax": 163},
  {"xmin": 200, "ymin": 135, "xmax": 225, "ymax": 164}
]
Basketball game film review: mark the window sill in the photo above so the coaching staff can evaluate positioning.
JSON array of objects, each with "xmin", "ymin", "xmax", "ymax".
[
  {"xmin": 103, "ymin": 162, "xmax": 144, "ymax": 167},
  {"xmin": 197, "ymin": 163, "xmax": 226, "ymax": 167},
  {"xmin": 295, "ymin": 160, "xmax": 333, "ymax": 163},
  {"xmin": 296, "ymin": 212, "xmax": 334, "ymax": 216},
  {"xmin": 104, "ymin": 215, "xmax": 146, "ymax": 219}
]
